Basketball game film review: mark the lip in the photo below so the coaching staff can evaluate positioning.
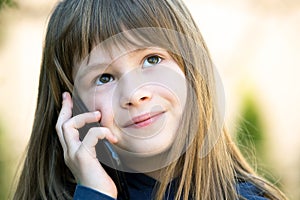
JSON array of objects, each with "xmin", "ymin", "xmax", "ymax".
[{"xmin": 124, "ymin": 111, "xmax": 165, "ymax": 128}]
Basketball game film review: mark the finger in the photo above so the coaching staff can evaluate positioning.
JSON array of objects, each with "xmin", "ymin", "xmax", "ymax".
[
  {"xmin": 63, "ymin": 111, "xmax": 101, "ymax": 150},
  {"xmin": 71, "ymin": 111, "xmax": 101, "ymax": 130},
  {"xmin": 83, "ymin": 127, "xmax": 117, "ymax": 147},
  {"xmin": 56, "ymin": 92, "xmax": 73, "ymax": 151},
  {"xmin": 81, "ymin": 127, "xmax": 118, "ymax": 158}
]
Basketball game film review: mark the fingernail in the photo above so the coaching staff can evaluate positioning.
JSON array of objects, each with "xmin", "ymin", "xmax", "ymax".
[
  {"xmin": 62, "ymin": 92, "xmax": 67, "ymax": 100},
  {"xmin": 93, "ymin": 111, "xmax": 100, "ymax": 116},
  {"xmin": 113, "ymin": 135, "xmax": 118, "ymax": 142}
]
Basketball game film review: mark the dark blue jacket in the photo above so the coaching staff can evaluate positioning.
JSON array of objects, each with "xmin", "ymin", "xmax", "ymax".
[{"xmin": 73, "ymin": 173, "xmax": 267, "ymax": 200}]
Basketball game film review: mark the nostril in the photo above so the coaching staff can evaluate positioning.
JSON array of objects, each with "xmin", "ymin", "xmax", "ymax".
[
  {"xmin": 124, "ymin": 96, "xmax": 148, "ymax": 107},
  {"xmin": 120, "ymin": 91, "xmax": 152, "ymax": 108}
]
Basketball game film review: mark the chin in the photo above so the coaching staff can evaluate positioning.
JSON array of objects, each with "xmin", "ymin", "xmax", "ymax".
[{"xmin": 118, "ymin": 141, "xmax": 173, "ymax": 157}]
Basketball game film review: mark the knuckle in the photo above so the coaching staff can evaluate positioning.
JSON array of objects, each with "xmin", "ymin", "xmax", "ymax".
[
  {"xmin": 74, "ymin": 150, "xmax": 86, "ymax": 164},
  {"xmin": 73, "ymin": 117, "xmax": 81, "ymax": 128},
  {"xmin": 102, "ymin": 127, "xmax": 110, "ymax": 135},
  {"xmin": 61, "ymin": 121, "xmax": 70, "ymax": 132},
  {"xmin": 55, "ymin": 123, "xmax": 60, "ymax": 132},
  {"xmin": 74, "ymin": 151, "xmax": 81, "ymax": 161},
  {"xmin": 55, "ymin": 121, "xmax": 64, "ymax": 132},
  {"xmin": 88, "ymin": 128, "xmax": 103, "ymax": 140},
  {"xmin": 99, "ymin": 127, "xmax": 109, "ymax": 138}
]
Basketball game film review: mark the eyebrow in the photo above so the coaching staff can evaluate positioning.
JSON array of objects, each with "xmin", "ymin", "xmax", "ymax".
[{"xmin": 75, "ymin": 62, "xmax": 107, "ymax": 83}]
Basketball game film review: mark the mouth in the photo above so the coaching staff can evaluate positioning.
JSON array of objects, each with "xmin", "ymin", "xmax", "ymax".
[{"xmin": 124, "ymin": 111, "xmax": 165, "ymax": 128}]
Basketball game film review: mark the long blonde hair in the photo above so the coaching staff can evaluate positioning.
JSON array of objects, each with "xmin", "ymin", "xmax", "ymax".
[{"xmin": 13, "ymin": 0, "xmax": 287, "ymax": 199}]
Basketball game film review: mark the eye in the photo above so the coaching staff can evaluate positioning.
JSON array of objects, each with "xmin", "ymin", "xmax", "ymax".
[
  {"xmin": 143, "ymin": 55, "xmax": 162, "ymax": 68},
  {"xmin": 96, "ymin": 73, "xmax": 114, "ymax": 85}
]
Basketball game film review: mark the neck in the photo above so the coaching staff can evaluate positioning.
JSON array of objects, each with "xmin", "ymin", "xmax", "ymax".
[
  {"xmin": 116, "ymin": 146, "xmax": 183, "ymax": 181},
  {"xmin": 123, "ymin": 157, "xmax": 182, "ymax": 183},
  {"xmin": 145, "ymin": 168, "xmax": 165, "ymax": 181}
]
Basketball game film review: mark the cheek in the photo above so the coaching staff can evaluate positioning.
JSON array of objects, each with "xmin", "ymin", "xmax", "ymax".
[
  {"xmin": 152, "ymin": 86, "xmax": 185, "ymax": 113},
  {"xmin": 75, "ymin": 90, "xmax": 97, "ymax": 112},
  {"xmin": 146, "ymin": 65, "xmax": 187, "ymax": 111},
  {"xmin": 94, "ymin": 92, "xmax": 115, "ymax": 126}
]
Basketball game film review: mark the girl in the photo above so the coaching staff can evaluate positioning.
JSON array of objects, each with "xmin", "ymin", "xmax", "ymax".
[{"xmin": 13, "ymin": 0, "xmax": 287, "ymax": 199}]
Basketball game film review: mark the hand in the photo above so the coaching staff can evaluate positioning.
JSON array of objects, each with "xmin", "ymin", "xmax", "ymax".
[{"xmin": 55, "ymin": 92, "xmax": 118, "ymax": 198}]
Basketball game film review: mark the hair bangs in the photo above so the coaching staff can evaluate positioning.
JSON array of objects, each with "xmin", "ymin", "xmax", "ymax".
[{"xmin": 68, "ymin": 0, "xmax": 191, "ymax": 63}]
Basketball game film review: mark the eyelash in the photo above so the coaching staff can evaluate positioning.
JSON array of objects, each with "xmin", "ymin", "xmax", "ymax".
[
  {"xmin": 95, "ymin": 73, "xmax": 114, "ymax": 86},
  {"xmin": 95, "ymin": 54, "xmax": 164, "ymax": 86},
  {"xmin": 143, "ymin": 54, "xmax": 163, "ymax": 68}
]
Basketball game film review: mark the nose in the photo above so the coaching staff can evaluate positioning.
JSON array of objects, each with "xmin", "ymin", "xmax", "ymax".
[{"xmin": 120, "ymin": 87, "xmax": 152, "ymax": 108}]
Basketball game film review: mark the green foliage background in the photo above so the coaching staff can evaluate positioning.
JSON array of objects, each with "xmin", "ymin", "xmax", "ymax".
[
  {"xmin": 235, "ymin": 94, "xmax": 280, "ymax": 187},
  {"xmin": 0, "ymin": 121, "xmax": 9, "ymax": 200},
  {"xmin": 0, "ymin": 2, "xmax": 16, "ymax": 199},
  {"xmin": 0, "ymin": 0, "xmax": 15, "ymax": 10}
]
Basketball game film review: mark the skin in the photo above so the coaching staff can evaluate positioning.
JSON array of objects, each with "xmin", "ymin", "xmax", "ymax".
[
  {"xmin": 56, "ymin": 45, "xmax": 186, "ymax": 197},
  {"xmin": 56, "ymin": 92, "xmax": 118, "ymax": 197}
]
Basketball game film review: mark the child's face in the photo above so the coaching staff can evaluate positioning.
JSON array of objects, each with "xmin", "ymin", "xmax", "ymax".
[{"xmin": 74, "ymin": 43, "xmax": 187, "ymax": 158}]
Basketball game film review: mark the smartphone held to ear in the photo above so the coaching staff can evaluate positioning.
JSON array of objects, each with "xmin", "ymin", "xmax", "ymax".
[{"xmin": 72, "ymin": 94, "xmax": 130, "ymax": 200}]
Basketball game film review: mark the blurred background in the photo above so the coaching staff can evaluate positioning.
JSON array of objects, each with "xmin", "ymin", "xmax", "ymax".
[{"xmin": 0, "ymin": 0, "xmax": 299, "ymax": 199}]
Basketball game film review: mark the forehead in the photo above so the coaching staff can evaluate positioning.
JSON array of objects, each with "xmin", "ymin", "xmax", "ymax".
[{"xmin": 87, "ymin": 42, "xmax": 139, "ymax": 65}]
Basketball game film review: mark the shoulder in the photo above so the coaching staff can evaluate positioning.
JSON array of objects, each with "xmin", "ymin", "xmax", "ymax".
[
  {"xmin": 73, "ymin": 185, "xmax": 116, "ymax": 200},
  {"xmin": 236, "ymin": 181, "xmax": 268, "ymax": 200}
]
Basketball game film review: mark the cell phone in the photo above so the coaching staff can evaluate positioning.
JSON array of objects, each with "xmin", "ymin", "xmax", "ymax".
[{"xmin": 72, "ymin": 93, "xmax": 130, "ymax": 200}]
